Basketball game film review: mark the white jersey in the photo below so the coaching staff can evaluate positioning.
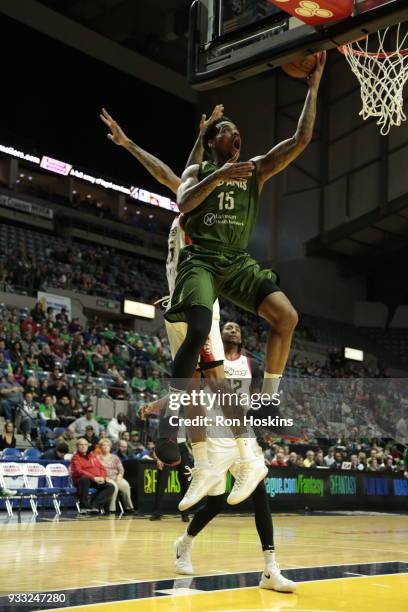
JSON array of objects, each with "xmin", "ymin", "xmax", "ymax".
[{"xmin": 207, "ymin": 351, "xmax": 253, "ymax": 448}]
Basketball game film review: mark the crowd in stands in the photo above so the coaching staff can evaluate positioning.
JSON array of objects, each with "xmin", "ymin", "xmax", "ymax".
[
  {"xmin": 261, "ymin": 437, "xmax": 407, "ymax": 473},
  {"xmin": 0, "ymin": 296, "xmax": 406, "ymax": 513},
  {"xmin": 0, "ymin": 233, "xmax": 167, "ymax": 303}
]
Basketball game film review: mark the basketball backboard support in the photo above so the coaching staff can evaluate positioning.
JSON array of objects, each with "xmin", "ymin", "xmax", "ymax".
[{"xmin": 188, "ymin": 0, "xmax": 408, "ymax": 89}]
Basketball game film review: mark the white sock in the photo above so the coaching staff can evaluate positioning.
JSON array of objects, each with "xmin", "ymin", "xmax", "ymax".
[
  {"xmin": 181, "ymin": 530, "xmax": 194, "ymax": 545},
  {"xmin": 263, "ymin": 549, "xmax": 276, "ymax": 568},
  {"xmin": 235, "ymin": 437, "xmax": 255, "ymax": 461},
  {"xmin": 262, "ymin": 373, "xmax": 282, "ymax": 398},
  {"xmin": 191, "ymin": 441, "xmax": 210, "ymax": 468}
]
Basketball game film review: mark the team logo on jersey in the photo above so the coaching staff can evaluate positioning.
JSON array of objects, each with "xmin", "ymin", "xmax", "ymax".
[{"xmin": 204, "ymin": 212, "xmax": 216, "ymax": 226}]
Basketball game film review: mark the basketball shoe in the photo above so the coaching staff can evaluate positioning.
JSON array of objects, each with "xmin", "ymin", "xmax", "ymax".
[
  {"xmin": 259, "ymin": 561, "xmax": 297, "ymax": 592},
  {"xmin": 226, "ymin": 458, "xmax": 268, "ymax": 505},
  {"xmin": 178, "ymin": 466, "xmax": 223, "ymax": 511},
  {"xmin": 174, "ymin": 534, "xmax": 194, "ymax": 574}
]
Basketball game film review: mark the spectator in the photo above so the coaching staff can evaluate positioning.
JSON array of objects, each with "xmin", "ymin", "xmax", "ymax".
[
  {"xmin": 350, "ymin": 454, "xmax": 361, "ymax": 471},
  {"xmin": 115, "ymin": 439, "xmax": 131, "ymax": 462},
  {"xmin": 97, "ymin": 438, "xmax": 134, "ymax": 513},
  {"xmin": 271, "ymin": 451, "xmax": 287, "ymax": 467},
  {"xmin": 130, "ymin": 367, "xmax": 146, "ymax": 393},
  {"xmin": 41, "ymin": 442, "xmax": 69, "ymax": 460},
  {"xmin": 324, "ymin": 447, "xmax": 335, "ymax": 467},
  {"xmin": 0, "ymin": 372, "xmax": 24, "ymax": 422},
  {"xmin": 31, "ymin": 302, "xmax": 45, "ymax": 323},
  {"xmin": 331, "ymin": 451, "xmax": 343, "ymax": 469},
  {"xmin": 314, "ymin": 450, "xmax": 324, "ymax": 467},
  {"xmin": 0, "ymin": 421, "xmax": 16, "ymax": 450},
  {"xmin": 38, "ymin": 394, "xmax": 60, "ymax": 431},
  {"xmin": 287, "ymin": 452, "xmax": 298, "ymax": 467},
  {"xmin": 107, "ymin": 413, "xmax": 127, "ymax": 443},
  {"xmin": 69, "ymin": 407, "xmax": 102, "ymax": 437},
  {"xmin": 146, "ymin": 370, "xmax": 161, "ymax": 394},
  {"xmin": 83, "ymin": 425, "xmax": 99, "ymax": 450},
  {"xmin": 48, "ymin": 377, "xmax": 69, "ymax": 400},
  {"xmin": 57, "ymin": 427, "xmax": 77, "ymax": 454},
  {"xmin": 303, "ymin": 450, "xmax": 315, "ymax": 468},
  {"xmin": 38, "ymin": 345, "xmax": 55, "ymax": 371},
  {"xmin": 55, "ymin": 395, "xmax": 76, "ymax": 427},
  {"xmin": 381, "ymin": 457, "xmax": 395, "ymax": 472},
  {"xmin": 127, "ymin": 430, "xmax": 142, "ymax": 453},
  {"xmin": 70, "ymin": 438, "xmax": 114, "ymax": 513},
  {"xmin": 19, "ymin": 391, "xmax": 39, "ymax": 441},
  {"xmin": 295, "ymin": 455, "xmax": 304, "ymax": 468},
  {"xmin": 367, "ymin": 457, "xmax": 380, "ymax": 471}
]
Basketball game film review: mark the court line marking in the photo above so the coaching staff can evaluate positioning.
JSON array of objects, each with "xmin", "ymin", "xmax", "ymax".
[
  {"xmin": 39, "ymin": 571, "xmax": 408, "ymax": 612},
  {"xmin": 5, "ymin": 559, "xmax": 406, "ymax": 594}
]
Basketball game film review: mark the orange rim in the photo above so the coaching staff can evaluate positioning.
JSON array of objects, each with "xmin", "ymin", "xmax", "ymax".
[{"xmin": 337, "ymin": 44, "xmax": 408, "ymax": 59}]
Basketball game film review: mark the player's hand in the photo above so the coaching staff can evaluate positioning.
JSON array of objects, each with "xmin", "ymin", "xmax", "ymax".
[
  {"xmin": 100, "ymin": 108, "xmax": 129, "ymax": 146},
  {"xmin": 216, "ymin": 157, "xmax": 254, "ymax": 182},
  {"xmin": 156, "ymin": 459, "xmax": 164, "ymax": 470},
  {"xmin": 404, "ymin": 471, "xmax": 408, "ymax": 479},
  {"xmin": 199, "ymin": 104, "xmax": 224, "ymax": 132},
  {"xmin": 307, "ymin": 51, "xmax": 326, "ymax": 90}
]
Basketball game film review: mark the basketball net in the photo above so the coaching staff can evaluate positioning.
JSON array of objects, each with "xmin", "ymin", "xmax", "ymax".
[{"xmin": 338, "ymin": 23, "xmax": 408, "ymax": 136}]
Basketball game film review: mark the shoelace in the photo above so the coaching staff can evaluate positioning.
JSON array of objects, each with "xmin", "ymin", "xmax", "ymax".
[
  {"xmin": 234, "ymin": 462, "xmax": 253, "ymax": 487},
  {"xmin": 184, "ymin": 466, "xmax": 201, "ymax": 489}
]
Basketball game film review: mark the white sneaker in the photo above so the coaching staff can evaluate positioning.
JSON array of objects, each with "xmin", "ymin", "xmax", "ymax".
[
  {"xmin": 174, "ymin": 535, "xmax": 194, "ymax": 575},
  {"xmin": 226, "ymin": 459, "xmax": 268, "ymax": 505},
  {"xmin": 178, "ymin": 466, "xmax": 222, "ymax": 511},
  {"xmin": 260, "ymin": 563, "xmax": 297, "ymax": 592}
]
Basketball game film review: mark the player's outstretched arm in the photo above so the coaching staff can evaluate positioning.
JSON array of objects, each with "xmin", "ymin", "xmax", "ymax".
[
  {"xmin": 100, "ymin": 107, "xmax": 180, "ymax": 194},
  {"xmin": 185, "ymin": 104, "xmax": 224, "ymax": 169},
  {"xmin": 256, "ymin": 52, "xmax": 326, "ymax": 191}
]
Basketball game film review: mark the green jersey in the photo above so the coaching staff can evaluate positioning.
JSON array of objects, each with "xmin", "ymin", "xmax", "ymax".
[{"xmin": 183, "ymin": 161, "xmax": 259, "ymax": 250}]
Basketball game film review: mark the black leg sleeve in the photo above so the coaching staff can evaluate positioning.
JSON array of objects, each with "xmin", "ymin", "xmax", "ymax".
[
  {"xmin": 250, "ymin": 481, "xmax": 275, "ymax": 551},
  {"xmin": 187, "ymin": 494, "xmax": 224, "ymax": 537},
  {"xmin": 172, "ymin": 306, "xmax": 212, "ymax": 381}
]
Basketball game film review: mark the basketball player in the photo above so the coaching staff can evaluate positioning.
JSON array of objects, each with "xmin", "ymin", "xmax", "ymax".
[
  {"xmin": 100, "ymin": 105, "xmax": 247, "ymax": 510},
  {"xmin": 173, "ymin": 320, "xmax": 296, "ymax": 592},
  {"xmin": 164, "ymin": 52, "xmax": 326, "ymax": 505}
]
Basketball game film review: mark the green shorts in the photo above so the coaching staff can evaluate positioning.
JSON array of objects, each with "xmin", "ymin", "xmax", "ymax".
[{"xmin": 165, "ymin": 242, "xmax": 280, "ymax": 323}]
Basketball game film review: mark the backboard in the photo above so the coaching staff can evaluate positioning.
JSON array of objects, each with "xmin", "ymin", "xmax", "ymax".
[{"xmin": 188, "ymin": 0, "xmax": 408, "ymax": 89}]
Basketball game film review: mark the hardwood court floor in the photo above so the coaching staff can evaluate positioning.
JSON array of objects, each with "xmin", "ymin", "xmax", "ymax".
[{"xmin": 0, "ymin": 512, "xmax": 407, "ymax": 611}]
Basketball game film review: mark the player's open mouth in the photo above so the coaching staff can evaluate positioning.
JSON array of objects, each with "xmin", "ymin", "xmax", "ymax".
[{"xmin": 232, "ymin": 136, "xmax": 241, "ymax": 151}]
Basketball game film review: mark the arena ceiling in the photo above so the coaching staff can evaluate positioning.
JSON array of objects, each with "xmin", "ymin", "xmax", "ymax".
[{"xmin": 38, "ymin": 0, "xmax": 190, "ymax": 73}]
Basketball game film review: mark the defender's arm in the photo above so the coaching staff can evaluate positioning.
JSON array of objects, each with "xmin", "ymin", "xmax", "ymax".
[{"xmin": 100, "ymin": 107, "xmax": 180, "ymax": 194}]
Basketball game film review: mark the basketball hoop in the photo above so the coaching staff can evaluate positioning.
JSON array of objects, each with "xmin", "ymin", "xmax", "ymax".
[{"xmin": 338, "ymin": 23, "xmax": 408, "ymax": 136}]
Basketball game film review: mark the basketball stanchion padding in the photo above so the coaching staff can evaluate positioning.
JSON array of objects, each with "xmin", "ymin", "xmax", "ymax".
[{"xmin": 267, "ymin": 0, "xmax": 354, "ymax": 26}]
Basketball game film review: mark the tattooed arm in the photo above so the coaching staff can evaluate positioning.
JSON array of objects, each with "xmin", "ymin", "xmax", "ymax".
[{"xmin": 255, "ymin": 52, "xmax": 326, "ymax": 192}]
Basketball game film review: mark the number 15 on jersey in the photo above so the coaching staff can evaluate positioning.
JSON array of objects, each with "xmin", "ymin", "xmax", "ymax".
[{"xmin": 217, "ymin": 191, "xmax": 235, "ymax": 210}]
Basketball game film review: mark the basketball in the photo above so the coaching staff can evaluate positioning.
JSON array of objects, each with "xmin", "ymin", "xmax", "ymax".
[{"xmin": 282, "ymin": 53, "xmax": 321, "ymax": 79}]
